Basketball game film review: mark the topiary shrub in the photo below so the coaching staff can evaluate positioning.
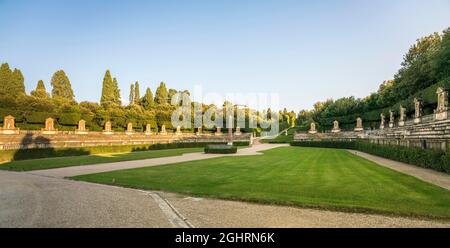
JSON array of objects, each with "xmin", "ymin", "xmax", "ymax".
[{"xmin": 204, "ymin": 144, "xmax": 237, "ymax": 154}]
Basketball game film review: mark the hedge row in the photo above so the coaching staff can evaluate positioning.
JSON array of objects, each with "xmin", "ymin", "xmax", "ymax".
[
  {"xmin": 204, "ymin": 144, "xmax": 237, "ymax": 154},
  {"xmin": 0, "ymin": 140, "xmax": 250, "ymax": 162},
  {"xmin": 290, "ymin": 141, "xmax": 449, "ymax": 173}
]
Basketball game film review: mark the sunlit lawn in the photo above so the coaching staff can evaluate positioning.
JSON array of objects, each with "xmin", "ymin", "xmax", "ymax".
[
  {"xmin": 0, "ymin": 148, "xmax": 203, "ymax": 171},
  {"xmin": 73, "ymin": 147, "xmax": 450, "ymax": 219}
]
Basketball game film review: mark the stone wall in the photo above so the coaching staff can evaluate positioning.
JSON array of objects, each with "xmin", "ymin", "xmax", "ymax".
[
  {"xmin": 295, "ymin": 87, "xmax": 450, "ymax": 151},
  {"xmin": 0, "ymin": 131, "xmax": 252, "ymax": 151}
]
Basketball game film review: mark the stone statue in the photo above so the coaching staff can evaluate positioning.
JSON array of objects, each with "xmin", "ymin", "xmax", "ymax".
[
  {"xmin": 354, "ymin": 117, "xmax": 363, "ymax": 131},
  {"xmin": 103, "ymin": 121, "xmax": 113, "ymax": 134},
  {"xmin": 235, "ymin": 126, "xmax": 242, "ymax": 135},
  {"xmin": 125, "ymin": 122, "xmax": 134, "ymax": 134},
  {"xmin": 380, "ymin": 113, "xmax": 385, "ymax": 129},
  {"xmin": 1, "ymin": 115, "xmax": 19, "ymax": 134},
  {"xmin": 75, "ymin": 119, "xmax": 88, "ymax": 134},
  {"xmin": 196, "ymin": 127, "xmax": 202, "ymax": 136},
  {"xmin": 160, "ymin": 125, "xmax": 167, "ymax": 135},
  {"xmin": 331, "ymin": 120, "xmax": 341, "ymax": 133},
  {"xmin": 434, "ymin": 87, "xmax": 448, "ymax": 120},
  {"xmin": 308, "ymin": 122, "xmax": 317, "ymax": 134},
  {"xmin": 414, "ymin": 98, "xmax": 422, "ymax": 124},
  {"xmin": 175, "ymin": 125, "xmax": 182, "ymax": 135},
  {"xmin": 398, "ymin": 105, "xmax": 406, "ymax": 127},
  {"xmin": 41, "ymin": 117, "xmax": 57, "ymax": 134},
  {"xmin": 145, "ymin": 124, "xmax": 152, "ymax": 135},
  {"xmin": 389, "ymin": 110, "xmax": 394, "ymax": 128},
  {"xmin": 215, "ymin": 127, "xmax": 222, "ymax": 136}
]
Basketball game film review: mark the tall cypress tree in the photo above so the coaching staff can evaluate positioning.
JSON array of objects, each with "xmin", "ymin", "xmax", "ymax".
[
  {"xmin": 112, "ymin": 77, "xmax": 121, "ymax": 106},
  {"xmin": 31, "ymin": 80, "xmax": 49, "ymax": 98},
  {"xmin": 10, "ymin": 69, "xmax": 25, "ymax": 96},
  {"xmin": 0, "ymin": 63, "xmax": 12, "ymax": 95},
  {"xmin": 155, "ymin": 81, "xmax": 168, "ymax": 105},
  {"xmin": 129, "ymin": 83, "xmax": 135, "ymax": 105},
  {"xmin": 100, "ymin": 70, "xmax": 114, "ymax": 107},
  {"xmin": 134, "ymin": 81, "xmax": 140, "ymax": 103},
  {"xmin": 51, "ymin": 70, "xmax": 74, "ymax": 100},
  {"xmin": 142, "ymin": 87, "xmax": 154, "ymax": 109}
]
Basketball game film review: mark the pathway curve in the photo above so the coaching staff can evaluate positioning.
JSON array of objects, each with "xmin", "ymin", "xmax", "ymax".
[
  {"xmin": 348, "ymin": 150, "xmax": 450, "ymax": 190},
  {"xmin": 1, "ymin": 170, "xmax": 448, "ymax": 227},
  {"xmin": 29, "ymin": 144, "xmax": 288, "ymax": 178}
]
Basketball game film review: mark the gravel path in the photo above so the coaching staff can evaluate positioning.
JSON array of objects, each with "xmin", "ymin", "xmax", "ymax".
[
  {"xmin": 348, "ymin": 150, "xmax": 450, "ymax": 190},
  {"xmin": 162, "ymin": 192, "xmax": 450, "ymax": 228},
  {"xmin": 29, "ymin": 144, "xmax": 288, "ymax": 178},
  {"xmin": 0, "ymin": 171, "xmax": 172, "ymax": 227}
]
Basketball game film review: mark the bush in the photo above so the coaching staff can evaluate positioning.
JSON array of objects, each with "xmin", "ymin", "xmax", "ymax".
[
  {"xmin": 204, "ymin": 144, "xmax": 237, "ymax": 154},
  {"xmin": 290, "ymin": 140, "xmax": 449, "ymax": 174}
]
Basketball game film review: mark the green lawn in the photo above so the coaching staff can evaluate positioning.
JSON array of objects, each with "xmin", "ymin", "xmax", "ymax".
[
  {"xmin": 261, "ymin": 128, "xmax": 295, "ymax": 143},
  {"xmin": 72, "ymin": 147, "xmax": 450, "ymax": 219},
  {"xmin": 0, "ymin": 148, "xmax": 203, "ymax": 171}
]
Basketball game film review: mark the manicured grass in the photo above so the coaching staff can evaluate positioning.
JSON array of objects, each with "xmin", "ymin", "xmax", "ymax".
[
  {"xmin": 72, "ymin": 147, "xmax": 450, "ymax": 219},
  {"xmin": 0, "ymin": 148, "xmax": 203, "ymax": 171},
  {"xmin": 261, "ymin": 128, "xmax": 295, "ymax": 143}
]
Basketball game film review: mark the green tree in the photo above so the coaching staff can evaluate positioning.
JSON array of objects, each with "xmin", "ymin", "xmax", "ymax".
[
  {"xmin": 51, "ymin": 70, "xmax": 75, "ymax": 101},
  {"xmin": 141, "ymin": 87, "xmax": 154, "ymax": 109},
  {"xmin": 155, "ymin": 81, "xmax": 168, "ymax": 105},
  {"xmin": 10, "ymin": 69, "xmax": 25, "ymax": 96},
  {"xmin": 31, "ymin": 80, "xmax": 49, "ymax": 98},
  {"xmin": 134, "ymin": 81, "xmax": 140, "ymax": 103},
  {"xmin": 129, "ymin": 83, "xmax": 135, "ymax": 105},
  {"xmin": 100, "ymin": 70, "xmax": 121, "ymax": 108},
  {"xmin": 0, "ymin": 63, "xmax": 12, "ymax": 95},
  {"xmin": 112, "ymin": 77, "xmax": 121, "ymax": 105}
]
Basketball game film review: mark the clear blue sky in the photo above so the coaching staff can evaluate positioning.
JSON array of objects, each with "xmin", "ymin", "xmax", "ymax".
[{"xmin": 1, "ymin": 0, "xmax": 449, "ymax": 111}]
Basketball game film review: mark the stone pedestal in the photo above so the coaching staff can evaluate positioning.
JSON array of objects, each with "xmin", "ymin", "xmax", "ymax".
[
  {"xmin": 435, "ymin": 111, "xmax": 448, "ymax": 121},
  {"xmin": 235, "ymin": 127, "xmax": 242, "ymax": 136},
  {"xmin": 175, "ymin": 126, "xmax": 182, "ymax": 135},
  {"xmin": 308, "ymin": 122, "xmax": 317, "ymax": 134},
  {"xmin": 331, "ymin": 120, "xmax": 340, "ymax": 133},
  {"xmin": 0, "ymin": 115, "xmax": 20, "ymax": 134},
  {"xmin": 354, "ymin": 117, "xmax": 363, "ymax": 132},
  {"xmin": 145, "ymin": 124, "xmax": 152, "ymax": 135},
  {"xmin": 103, "ymin": 121, "xmax": 114, "ymax": 135},
  {"xmin": 125, "ymin": 122, "xmax": 134, "ymax": 135},
  {"xmin": 160, "ymin": 125, "xmax": 167, "ymax": 135},
  {"xmin": 414, "ymin": 117, "xmax": 422, "ymax": 124},
  {"xmin": 196, "ymin": 127, "xmax": 202, "ymax": 136},
  {"xmin": 41, "ymin": 118, "xmax": 57, "ymax": 135},
  {"xmin": 215, "ymin": 127, "xmax": 222, "ymax": 136},
  {"xmin": 75, "ymin": 119, "xmax": 88, "ymax": 134}
]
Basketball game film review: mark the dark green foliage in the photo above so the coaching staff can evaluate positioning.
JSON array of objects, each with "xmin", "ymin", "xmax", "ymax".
[
  {"xmin": 134, "ymin": 81, "xmax": 140, "ymax": 103},
  {"xmin": 311, "ymin": 28, "xmax": 450, "ymax": 128},
  {"xmin": 129, "ymin": 83, "xmax": 135, "ymax": 105},
  {"xmin": 100, "ymin": 70, "xmax": 121, "ymax": 108},
  {"xmin": 155, "ymin": 81, "xmax": 168, "ymax": 105},
  {"xmin": 204, "ymin": 144, "xmax": 237, "ymax": 154},
  {"xmin": 290, "ymin": 141, "xmax": 449, "ymax": 173},
  {"xmin": 51, "ymin": 70, "xmax": 75, "ymax": 101},
  {"xmin": 31, "ymin": 80, "xmax": 49, "ymax": 98},
  {"xmin": 0, "ymin": 63, "xmax": 25, "ymax": 97},
  {"xmin": 141, "ymin": 87, "xmax": 154, "ymax": 109},
  {"xmin": 58, "ymin": 113, "xmax": 81, "ymax": 126}
]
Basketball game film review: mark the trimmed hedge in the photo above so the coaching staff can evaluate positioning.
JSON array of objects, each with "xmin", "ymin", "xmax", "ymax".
[
  {"xmin": 0, "ymin": 141, "xmax": 250, "ymax": 162},
  {"xmin": 204, "ymin": 144, "xmax": 237, "ymax": 154},
  {"xmin": 291, "ymin": 141, "xmax": 449, "ymax": 174}
]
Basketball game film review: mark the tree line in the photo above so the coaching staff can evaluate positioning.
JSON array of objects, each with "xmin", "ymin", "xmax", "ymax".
[
  {"xmin": 0, "ymin": 65, "xmax": 295, "ymax": 134},
  {"xmin": 297, "ymin": 27, "xmax": 450, "ymax": 130}
]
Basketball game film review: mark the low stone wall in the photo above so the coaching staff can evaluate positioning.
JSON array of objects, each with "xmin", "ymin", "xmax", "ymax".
[
  {"xmin": 295, "ymin": 115, "xmax": 450, "ymax": 151},
  {"xmin": 0, "ymin": 131, "xmax": 252, "ymax": 151}
]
